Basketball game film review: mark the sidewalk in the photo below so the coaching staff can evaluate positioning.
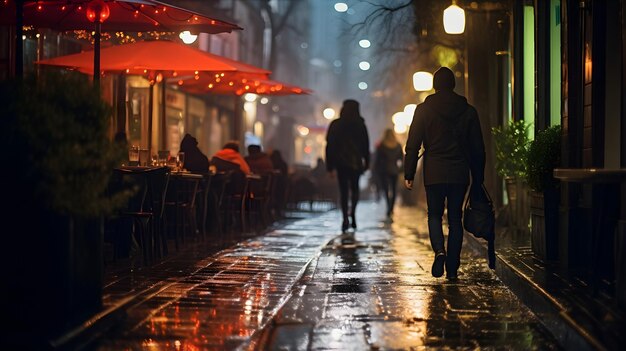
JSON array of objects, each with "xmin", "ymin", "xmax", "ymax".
[
  {"xmin": 86, "ymin": 201, "xmax": 559, "ymax": 350},
  {"xmin": 251, "ymin": 202, "xmax": 559, "ymax": 350},
  {"xmin": 464, "ymin": 226, "xmax": 625, "ymax": 351}
]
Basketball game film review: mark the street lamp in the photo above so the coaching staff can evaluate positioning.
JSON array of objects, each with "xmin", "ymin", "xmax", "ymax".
[
  {"xmin": 413, "ymin": 71, "xmax": 433, "ymax": 91},
  {"xmin": 359, "ymin": 39, "xmax": 371, "ymax": 48},
  {"xmin": 86, "ymin": 0, "xmax": 110, "ymax": 85},
  {"xmin": 323, "ymin": 107, "xmax": 336, "ymax": 120},
  {"xmin": 443, "ymin": 1, "xmax": 465, "ymax": 34}
]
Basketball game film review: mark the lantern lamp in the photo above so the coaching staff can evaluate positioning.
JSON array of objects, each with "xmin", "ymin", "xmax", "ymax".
[
  {"xmin": 86, "ymin": 0, "xmax": 110, "ymax": 23},
  {"xmin": 443, "ymin": 1, "xmax": 465, "ymax": 34},
  {"xmin": 413, "ymin": 71, "xmax": 433, "ymax": 91}
]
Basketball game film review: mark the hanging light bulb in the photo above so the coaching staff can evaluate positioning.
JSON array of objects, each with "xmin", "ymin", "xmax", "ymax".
[
  {"xmin": 443, "ymin": 1, "xmax": 465, "ymax": 34},
  {"xmin": 179, "ymin": 31, "xmax": 198, "ymax": 44}
]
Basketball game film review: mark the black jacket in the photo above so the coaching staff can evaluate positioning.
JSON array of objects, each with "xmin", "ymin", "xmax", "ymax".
[
  {"xmin": 404, "ymin": 90, "xmax": 485, "ymax": 186},
  {"xmin": 180, "ymin": 134, "xmax": 209, "ymax": 173},
  {"xmin": 326, "ymin": 116, "xmax": 370, "ymax": 173},
  {"xmin": 374, "ymin": 143, "xmax": 403, "ymax": 176}
]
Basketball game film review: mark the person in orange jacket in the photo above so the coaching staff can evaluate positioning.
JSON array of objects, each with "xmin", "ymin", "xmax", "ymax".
[{"xmin": 211, "ymin": 140, "xmax": 251, "ymax": 175}]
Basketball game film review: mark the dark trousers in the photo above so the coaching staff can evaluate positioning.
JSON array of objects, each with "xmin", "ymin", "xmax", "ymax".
[
  {"xmin": 425, "ymin": 183, "xmax": 468, "ymax": 274},
  {"xmin": 337, "ymin": 168, "xmax": 361, "ymax": 221},
  {"xmin": 379, "ymin": 173, "xmax": 398, "ymax": 215}
]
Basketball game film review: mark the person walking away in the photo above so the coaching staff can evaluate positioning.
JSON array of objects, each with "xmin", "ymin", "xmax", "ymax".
[
  {"xmin": 374, "ymin": 128, "xmax": 404, "ymax": 219},
  {"xmin": 180, "ymin": 133, "xmax": 209, "ymax": 173},
  {"xmin": 326, "ymin": 99, "xmax": 370, "ymax": 232},
  {"xmin": 404, "ymin": 67, "xmax": 485, "ymax": 280}
]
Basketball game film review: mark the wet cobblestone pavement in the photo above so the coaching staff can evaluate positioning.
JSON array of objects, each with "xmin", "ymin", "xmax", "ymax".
[{"xmin": 92, "ymin": 201, "xmax": 560, "ymax": 350}]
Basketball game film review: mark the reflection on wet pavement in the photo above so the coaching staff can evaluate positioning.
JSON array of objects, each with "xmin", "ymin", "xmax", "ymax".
[
  {"xmin": 92, "ymin": 202, "xmax": 560, "ymax": 350},
  {"xmin": 259, "ymin": 202, "xmax": 561, "ymax": 350},
  {"xmin": 93, "ymin": 215, "xmax": 340, "ymax": 350}
]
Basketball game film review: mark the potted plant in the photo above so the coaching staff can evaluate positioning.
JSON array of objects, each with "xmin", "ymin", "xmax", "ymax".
[
  {"xmin": 492, "ymin": 119, "xmax": 531, "ymax": 230},
  {"xmin": 526, "ymin": 125, "xmax": 561, "ymax": 261},
  {"xmin": 1, "ymin": 71, "xmax": 130, "ymax": 347}
]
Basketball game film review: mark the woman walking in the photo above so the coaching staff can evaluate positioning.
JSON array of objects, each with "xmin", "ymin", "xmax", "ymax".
[
  {"xmin": 374, "ymin": 128, "xmax": 404, "ymax": 219},
  {"xmin": 326, "ymin": 99, "xmax": 370, "ymax": 232}
]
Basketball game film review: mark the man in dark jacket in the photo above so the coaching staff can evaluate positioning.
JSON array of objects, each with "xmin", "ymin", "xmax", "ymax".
[
  {"xmin": 404, "ymin": 67, "xmax": 486, "ymax": 280},
  {"xmin": 326, "ymin": 99, "xmax": 370, "ymax": 232}
]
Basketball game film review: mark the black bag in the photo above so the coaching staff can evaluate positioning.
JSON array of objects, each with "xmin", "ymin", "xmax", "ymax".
[{"xmin": 463, "ymin": 184, "xmax": 496, "ymax": 269}]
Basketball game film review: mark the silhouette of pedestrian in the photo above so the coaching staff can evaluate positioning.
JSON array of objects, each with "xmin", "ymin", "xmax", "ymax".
[
  {"xmin": 404, "ymin": 67, "xmax": 486, "ymax": 280},
  {"xmin": 326, "ymin": 99, "xmax": 370, "ymax": 232},
  {"xmin": 374, "ymin": 128, "xmax": 404, "ymax": 219}
]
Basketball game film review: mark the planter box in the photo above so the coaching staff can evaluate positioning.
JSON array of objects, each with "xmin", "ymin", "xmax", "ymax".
[
  {"xmin": 505, "ymin": 177, "xmax": 530, "ymax": 231},
  {"xmin": 530, "ymin": 188, "xmax": 559, "ymax": 261},
  {"xmin": 5, "ymin": 212, "xmax": 104, "ymax": 347}
]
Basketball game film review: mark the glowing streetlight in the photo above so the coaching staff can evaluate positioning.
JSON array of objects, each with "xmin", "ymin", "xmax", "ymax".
[
  {"xmin": 413, "ymin": 71, "xmax": 433, "ymax": 91},
  {"xmin": 404, "ymin": 104, "xmax": 417, "ymax": 115},
  {"xmin": 334, "ymin": 3, "xmax": 348, "ymax": 12},
  {"xmin": 297, "ymin": 125, "xmax": 310, "ymax": 136},
  {"xmin": 392, "ymin": 112, "xmax": 405, "ymax": 126},
  {"xmin": 179, "ymin": 31, "xmax": 198, "ymax": 44},
  {"xmin": 244, "ymin": 93, "xmax": 258, "ymax": 102},
  {"xmin": 323, "ymin": 107, "xmax": 336, "ymax": 120},
  {"xmin": 443, "ymin": 1, "xmax": 465, "ymax": 34},
  {"xmin": 358, "ymin": 82, "xmax": 368, "ymax": 90},
  {"xmin": 358, "ymin": 61, "xmax": 370, "ymax": 71},
  {"xmin": 359, "ymin": 39, "xmax": 371, "ymax": 48},
  {"xmin": 394, "ymin": 124, "xmax": 408, "ymax": 134}
]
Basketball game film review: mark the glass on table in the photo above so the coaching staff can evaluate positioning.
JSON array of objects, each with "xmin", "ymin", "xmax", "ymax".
[
  {"xmin": 139, "ymin": 149, "xmax": 149, "ymax": 166},
  {"xmin": 167, "ymin": 155, "xmax": 178, "ymax": 170},
  {"xmin": 128, "ymin": 145, "xmax": 139, "ymax": 166},
  {"xmin": 177, "ymin": 152, "xmax": 185, "ymax": 171}
]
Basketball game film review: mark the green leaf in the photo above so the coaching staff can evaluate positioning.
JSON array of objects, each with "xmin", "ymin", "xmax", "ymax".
[{"xmin": 491, "ymin": 119, "xmax": 531, "ymax": 179}]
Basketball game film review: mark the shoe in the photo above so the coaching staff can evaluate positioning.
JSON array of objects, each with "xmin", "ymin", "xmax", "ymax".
[
  {"xmin": 431, "ymin": 251, "xmax": 446, "ymax": 278},
  {"xmin": 342, "ymin": 219, "xmax": 349, "ymax": 232},
  {"xmin": 351, "ymin": 215, "xmax": 357, "ymax": 229},
  {"xmin": 446, "ymin": 273, "xmax": 458, "ymax": 281}
]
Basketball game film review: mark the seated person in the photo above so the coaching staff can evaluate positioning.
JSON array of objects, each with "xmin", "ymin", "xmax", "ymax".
[
  {"xmin": 270, "ymin": 149, "xmax": 288, "ymax": 176},
  {"xmin": 244, "ymin": 144, "xmax": 274, "ymax": 174},
  {"xmin": 180, "ymin": 133, "xmax": 209, "ymax": 173},
  {"xmin": 211, "ymin": 140, "xmax": 251, "ymax": 175}
]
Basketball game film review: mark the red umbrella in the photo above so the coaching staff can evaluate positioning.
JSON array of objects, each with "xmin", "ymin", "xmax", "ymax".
[
  {"xmin": 36, "ymin": 39, "xmax": 239, "ymax": 76},
  {"xmin": 1, "ymin": 0, "xmax": 242, "ymax": 78},
  {"xmin": 1, "ymin": 0, "xmax": 241, "ymax": 33}
]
